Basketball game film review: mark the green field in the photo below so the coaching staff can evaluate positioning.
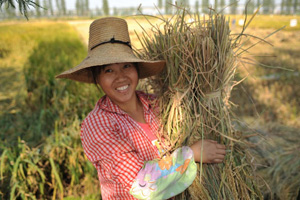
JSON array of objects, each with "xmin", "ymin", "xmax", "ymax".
[
  {"xmin": 0, "ymin": 15, "xmax": 299, "ymax": 199},
  {"xmin": 0, "ymin": 22, "xmax": 102, "ymax": 199},
  {"xmin": 230, "ymin": 15, "xmax": 300, "ymax": 30}
]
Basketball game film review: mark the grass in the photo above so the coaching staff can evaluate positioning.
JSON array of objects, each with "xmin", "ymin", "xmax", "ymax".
[
  {"xmin": 230, "ymin": 23, "xmax": 300, "ymax": 127},
  {"xmin": 228, "ymin": 15, "xmax": 300, "ymax": 200},
  {"xmin": 0, "ymin": 22, "xmax": 102, "ymax": 199},
  {"xmin": 235, "ymin": 122, "xmax": 300, "ymax": 199},
  {"xmin": 229, "ymin": 26, "xmax": 300, "ymax": 197},
  {"xmin": 246, "ymin": 15, "xmax": 300, "ymax": 31}
]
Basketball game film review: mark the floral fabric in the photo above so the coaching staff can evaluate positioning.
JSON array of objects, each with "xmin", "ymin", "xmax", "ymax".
[{"xmin": 130, "ymin": 146, "xmax": 197, "ymax": 200}]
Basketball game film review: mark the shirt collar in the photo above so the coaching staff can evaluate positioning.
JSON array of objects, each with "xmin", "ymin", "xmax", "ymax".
[{"xmin": 98, "ymin": 91, "xmax": 152, "ymax": 115}]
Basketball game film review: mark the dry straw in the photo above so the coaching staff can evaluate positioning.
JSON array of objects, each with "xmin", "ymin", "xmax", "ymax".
[
  {"xmin": 135, "ymin": 7, "xmax": 262, "ymax": 200},
  {"xmin": 248, "ymin": 123, "xmax": 300, "ymax": 200}
]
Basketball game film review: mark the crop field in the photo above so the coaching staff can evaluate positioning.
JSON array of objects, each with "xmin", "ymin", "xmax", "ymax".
[{"xmin": 0, "ymin": 14, "xmax": 299, "ymax": 199}]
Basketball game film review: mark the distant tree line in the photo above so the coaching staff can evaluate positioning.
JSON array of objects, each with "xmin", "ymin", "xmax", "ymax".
[{"xmin": 0, "ymin": 0, "xmax": 299, "ymax": 20}]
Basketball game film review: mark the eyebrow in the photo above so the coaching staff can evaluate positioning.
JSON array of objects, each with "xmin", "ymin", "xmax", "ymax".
[{"xmin": 100, "ymin": 64, "xmax": 109, "ymax": 71}]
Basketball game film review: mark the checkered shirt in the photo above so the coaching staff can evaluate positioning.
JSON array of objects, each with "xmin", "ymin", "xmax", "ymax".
[{"xmin": 80, "ymin": 91, "xmax": 161, "ymax": 199}]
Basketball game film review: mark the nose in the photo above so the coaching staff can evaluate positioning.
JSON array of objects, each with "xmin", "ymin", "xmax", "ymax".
[{"xmin": 115, "ymin": 69, "xmax": 127, "ymax": 81}]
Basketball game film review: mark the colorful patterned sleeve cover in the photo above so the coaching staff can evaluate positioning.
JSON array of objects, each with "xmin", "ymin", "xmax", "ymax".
[{"xmin": 130, "ymin": 146, "xmax": 197, "ymax": 199}]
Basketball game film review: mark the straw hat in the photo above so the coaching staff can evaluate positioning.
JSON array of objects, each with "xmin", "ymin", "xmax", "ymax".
[{"xmin": 56, "ymin": 17, "xmax": 165, "ymax": 83}]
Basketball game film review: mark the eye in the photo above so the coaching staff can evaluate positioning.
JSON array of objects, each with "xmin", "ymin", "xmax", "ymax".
[
  {"xmin": 124, "ymin": 64, "xmax": 133, "ymax": 69},
  {"xmin": 104, "ymin": 68, "xmax": 113, "ymax": 73}
]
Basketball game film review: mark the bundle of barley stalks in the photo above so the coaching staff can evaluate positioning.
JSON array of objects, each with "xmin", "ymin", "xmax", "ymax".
[{"xmin": 135, "ymin": 7, "xmax": 262, "ymax": 200}]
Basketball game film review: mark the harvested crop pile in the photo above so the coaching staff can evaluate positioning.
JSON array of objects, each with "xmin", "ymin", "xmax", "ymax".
[{"xmin": 136, "ymin": 8, "xmax": 262, "ymax": 199}]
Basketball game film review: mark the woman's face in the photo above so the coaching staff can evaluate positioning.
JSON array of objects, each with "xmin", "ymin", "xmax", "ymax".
[{"xmin": 98, "ymin": 62, "xmax": 139, "ymax": 106}]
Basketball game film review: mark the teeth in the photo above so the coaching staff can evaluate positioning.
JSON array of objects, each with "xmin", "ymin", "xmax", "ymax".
[{"xmin": 116, "ymin": 85, "xmax": 129, "ymax": 91}]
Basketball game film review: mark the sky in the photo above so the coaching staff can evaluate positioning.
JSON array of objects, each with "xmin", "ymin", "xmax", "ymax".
[
  {"xmin": 59, "ymin": 0, "xmax": 283, "ymax": 14},
  {"xmin": 65, "ymin": 0, "xmax": 199, "ymax": 10}
]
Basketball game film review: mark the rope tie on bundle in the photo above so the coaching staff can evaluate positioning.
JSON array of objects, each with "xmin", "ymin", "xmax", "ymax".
[{"xmin": 205, "ymin": 90, "xmax": 222, "ymax": 106}]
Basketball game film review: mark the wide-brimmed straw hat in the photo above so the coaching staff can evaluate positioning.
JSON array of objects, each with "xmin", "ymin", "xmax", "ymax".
[{"xmin": 56, "ymin": 17, "xmax": 165, "ymax": 83}]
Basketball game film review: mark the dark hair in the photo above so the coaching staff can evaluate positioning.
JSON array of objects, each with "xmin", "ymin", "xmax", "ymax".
[
  {"xmin": 134, "ymin": 63, "xmax": 140, "ymax": 77},
  {"xmin": 90, "ymin": 66, "xmax": 104, "ymax": 93}
]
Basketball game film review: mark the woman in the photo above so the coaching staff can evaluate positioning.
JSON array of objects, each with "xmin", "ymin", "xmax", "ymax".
[{"xmin": 57, "ymin": 17, "xmax": 226, "ymax": 200}]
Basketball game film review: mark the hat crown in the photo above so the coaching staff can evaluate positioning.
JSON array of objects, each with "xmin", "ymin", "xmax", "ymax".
[{"xmin": 88, "ymin": 17, "xmax": 131, "ymax": 52}]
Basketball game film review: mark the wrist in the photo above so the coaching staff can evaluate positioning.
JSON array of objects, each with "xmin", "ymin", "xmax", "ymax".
[{"xmin": 189, "ymin": 142, "xmax": 201, "ymax": 162}]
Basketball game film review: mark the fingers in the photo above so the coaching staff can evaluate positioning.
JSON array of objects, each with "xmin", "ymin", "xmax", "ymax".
[
  {"xmin": 211, "ymin": 148, "xmax": 226, "ymax": 163},
  {"xmin": 205, "ymin": 140, "xmax": 226, "ymax": 149},
  {"xmin": 216, "ymin": 149, "xmax": 226, "ymax": 155},
  {"xmin": 212, "ymin": 159, "xmax": 224, "ymax": 163},
  {"xmin": 207, "ymin": 139, "xmax": 218, "ymax": 144},
  {"xmin": 205, "ymin": 158, "xmax": 224, "ymax": 164},
  {"xmin": 215, "ymin": 154, "xmax": 225, "ymax": 160},
  {"xmin": 216, "ymin": 144, "xmax": 226, "ymax": 149},
  {"xmin": 210, "ymin": 154, "xmax": 225, "ymax": 163},
  {"xmin": 195, "ymin": 139, "xmax": 229, "ymax": 164}
]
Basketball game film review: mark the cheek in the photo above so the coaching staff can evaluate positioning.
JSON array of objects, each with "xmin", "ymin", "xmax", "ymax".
[
  {"xmin": 98, "ymin": 76, "xmax": 112, "ymax": 93},
  {"xmin": 130, "ymin": 69, "xmax": 139, "ymax": 85},
  {"xmin": 133, "ymin": 73, "xmax": 139, "ymax": 85}
]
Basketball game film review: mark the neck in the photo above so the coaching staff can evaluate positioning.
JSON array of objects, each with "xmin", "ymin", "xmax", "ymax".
[
  {"xmin": 113, "ymin": 94, "xmax": 145, "ymax": 123},
  {"xmin": 118, "ymin": 94, "xmax": 140, "ymax": 114}
]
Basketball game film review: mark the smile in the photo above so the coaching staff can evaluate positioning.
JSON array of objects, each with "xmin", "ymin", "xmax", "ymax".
[{"xmin": 116, "ymin": 85, "xmax": 129, "ymax": 91}]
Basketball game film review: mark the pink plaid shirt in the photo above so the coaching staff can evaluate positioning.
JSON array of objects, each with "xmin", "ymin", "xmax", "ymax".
[{"xmin": 80, "ymin": 91, "xmax": 161, "ymax": 199}]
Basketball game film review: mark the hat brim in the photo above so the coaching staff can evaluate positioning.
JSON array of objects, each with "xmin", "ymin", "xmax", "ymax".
[{"xmin": 56, "ymin": 43, "xmax": 165, "ymax": 83}]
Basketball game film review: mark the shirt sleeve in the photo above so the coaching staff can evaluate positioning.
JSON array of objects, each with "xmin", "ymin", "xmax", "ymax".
[
  {"xmin": 130, "ymin": 146, "xmax": 197, "ymax": 200},
  {"xmin": 80, "ymin": 113, "xmax": 145, "ymax": 191}
]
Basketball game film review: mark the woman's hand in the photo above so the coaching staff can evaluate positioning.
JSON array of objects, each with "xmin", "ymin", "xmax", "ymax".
[{"xmin": 190, "ymin": 139, "xmax": 226, "ymax": 163}]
